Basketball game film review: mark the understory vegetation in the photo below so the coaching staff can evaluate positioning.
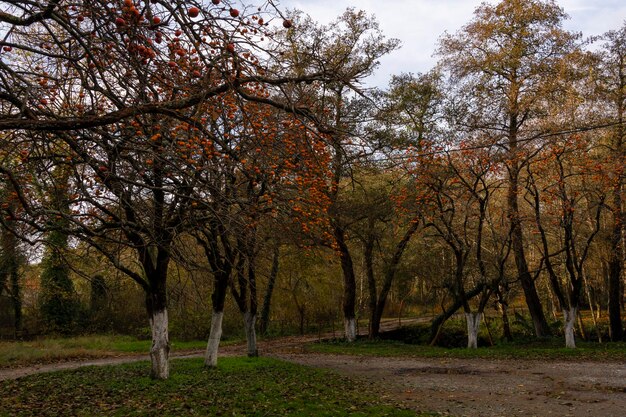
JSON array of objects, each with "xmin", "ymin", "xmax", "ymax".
[{"xmin": 309, "ymin": 320, "xmax": 626, "ymax": 361}]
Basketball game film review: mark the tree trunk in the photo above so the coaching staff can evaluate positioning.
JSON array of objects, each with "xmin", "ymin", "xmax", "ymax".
[
  {"xmin": 583, "ymin": 271, "xmax": 602, "ymax": 342},
  {"xmin": 148, "ymin": 307, "xmax": 170, "ymax": 379},
  {"xmin": 364, "ymin": 236, "xmax": 378, "ymax": 339},
  {"xmin": 11, "ymin": 266, "xmax": 21, "ymax": 337},
  {"xmin": 334, "ymin": 225, "xmax": 357, "ymax": 342},
  {"xmin": 1, "ymin": 214, "xmax": 22, "ymax": 337},
  {"xmin": 204, "ymin": 310, "xmax": 223, "ymax": 367},
  {"xmin": 367, "ymin": 219, "xmax": 419, "ymax": 339},
  {"xmin": 244, "ymin": 311, "xmax": 258, "ymax": 357},
  {"xmin": 368, "ymin": 303, "xmax": 381, "ymax": 339},
  {"xmin": 465, "ymin": 312, "xmax": 482, "ymax": 349},
  {"xmin": 429, "ymin": 283, "xmax": 485, "ymax": 343},
  {"xmin": 498, "ymin": 299, "xmax": 513, "ymax": 342},
  {"xmin": 563, "ymin": 307, "xmax": 577, "ymax": 349},
  {"xmin": 608, "ymin": 61, "xmax": 625, "ymax": 340},
  {"xmin": 299, "ymin": 307, "xmax": 306, "ymax": 335},
  {"xmin": 508, "ymin": 140, "xmax": 550, "ymax": 338},
  {"xmin": 608, "ymin": 232, "xmax": 623, "ymax": 341},
  {"xmin": 205, "ymin": 264, "xmax": 229, "ymax": 367},
  {"xmin": 344, "ymin": 316, "xmax": 357, "ymax": 342},
  {"xmin": 259, "ymin": 245, "xmax": 279, "ymax": 336},
  {"xmin": 577, "ymin": 310, "xmax": 587, "ymax": 341},
  {"xmin": 499, "ymin": 301, "xmax": 513, "ymax": 342},
  {"xmin": 145, "ymin": 264, "xmax": 170, "ymax": 380}
]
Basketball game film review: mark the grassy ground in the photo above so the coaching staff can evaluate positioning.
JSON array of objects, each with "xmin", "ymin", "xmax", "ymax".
[
  {"xmin": 0, "ymin": 357, "xmax": 422, "ymax": 417},
  {"xmin": 0, "ymin": 335, "xmax": 210, "ymax": 368},
  {"xmin": 307, "ymin": 337, "xmax": 626, "ymax": 361}
]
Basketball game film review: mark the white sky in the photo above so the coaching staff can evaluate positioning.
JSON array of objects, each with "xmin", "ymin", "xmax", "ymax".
[{"xmin": 277, "ymin": 0, "xmax": 626, "ymax": 87}]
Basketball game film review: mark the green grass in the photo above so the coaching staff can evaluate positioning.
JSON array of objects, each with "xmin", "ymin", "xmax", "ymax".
[
  {"xmin": 0, "ymin": 357, "xmax": 421, "ymax": 416},
  {"xmin": 307, "ymin": 338, "xmax": 626, "ymax": 361},
  {"xmin": 0, "ymin": 335, "xmax": 209, "ymax": 368}
]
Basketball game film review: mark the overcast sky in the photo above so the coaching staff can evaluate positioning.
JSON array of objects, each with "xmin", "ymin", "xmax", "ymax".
[{"xmin": 277, "ymin": 0, "xmax": 626, "ymax": 87}]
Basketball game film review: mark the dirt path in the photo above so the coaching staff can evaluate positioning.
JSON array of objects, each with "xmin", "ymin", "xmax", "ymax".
[
  {"xmin": 0, "ymin": 350, "xmax": 204, "ymax": 381},
  {"xmin": 277, "ymin": 353, "xmax": 626, "ymax": 417},
  {"xmin": 2, "ymin": 318, "xmax": 625, "ymax": 417},
  {"xmin": 0, "ymin": 317, "xmax": 416, "ymax": 381}
]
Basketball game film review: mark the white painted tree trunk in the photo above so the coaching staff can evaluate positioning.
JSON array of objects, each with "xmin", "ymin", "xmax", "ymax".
[
  {"xmin": 204, "ymin": 310, "xmax": 224, "ymax": 367},
  {"xmin": 149, "ymin": 308, "xmax": 170, "ymax": 379},
  {"xmin": 563, "ymin": 307, "xmax": 577, "ymax": 349},
  {"xmin": 244, "ymin": 311, "xmax": 258, "ymax": 357},
  {"xmin": 465, "ymin": 312, "xmax": 482, "ymax": 349},
  {"xmin": 344, "ymin": 317, "xmax": 356, "ymax": 342}
]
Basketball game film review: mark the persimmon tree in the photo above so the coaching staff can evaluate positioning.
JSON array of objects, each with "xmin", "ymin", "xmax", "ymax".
[
  {"xmin": 0, "ymin": 0, "xmax": 365, "ymax": 379},
  {"xmin": 437, "ymin": 0, "xmax": 581, "ymax": 337},
  {"xmin": 182, "ymin": 88, "xmax": 332, "ymax": 365},
  {"xmin": 0, "ymin": 0, "xmax": 332, "ymax": 131}
]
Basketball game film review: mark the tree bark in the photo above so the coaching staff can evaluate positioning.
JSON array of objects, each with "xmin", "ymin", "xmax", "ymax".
[
  {"xmin": 465, "ymin": 312, "xmax": 482, "ymax": 349},
  {"xmin": 364, "ymin": 235, "xmax": 378, "ymax": 339},
  {"xmin": 563, "ymin": 307, "xmax": 577, "ymax": 349},
  {"xmin": 334, "ymin": 225, "xmax": 357, "ymax": 341},
  {"xmin": 429, "ymin": 283, "xmax": 485, "ymax": 343},
  {"xmin": 344, "ymin": 317, "xmax": 357, "ymax": 342},
  {"xmin": 244, "ymin": 311, "xmax": 258, "ymax": 357},
  {"xmin": 508, "ymin": 171, "xmax": 551, "ymax": 337},
  {"xmin": 205, "ymin": 310, "xmax": 223, "ymax": 367},
  {"xmin": 370, "ymin": 219, "xmax": 420, "ymax": 339},
  {"xmin": 1, "ymin": 218, "xmax": 21, "ymax": 336},
  {"xmin": 145, "ymin": 257, "xmax": 170, "ymax": 380},
  {"xmin": 608, "ymin": 202, "xmax": 624, "ymax": 340},
  {"xmin": 11, "ymin": 266, "xmax": 21, "ymax": 337},
  {"xmin": 507, "ymin": 106, "xmax": 551, "ymax": 338},
  {"xmin": 500, "ymin": 302, "xmax": 513, "ymax": 342},
  {"xmin": 259, "ymin": 245, "xmax": 280, "ymax": 336},
  {"xmin": 148, "ymin": 307, "xmax": 170, "ymax": 379},
  {"xmin": 608, "ymin": 53, "xmax": 625, "ymax": 341}
]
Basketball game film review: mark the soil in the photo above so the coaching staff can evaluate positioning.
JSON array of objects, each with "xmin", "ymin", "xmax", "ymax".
[
  {"xmin": 1, "ymin": 320, "xmax": 625, "ymax": 417},
  {"xmin": 277, "ymin": 353, "xmax": 626, "ymax": 417}
]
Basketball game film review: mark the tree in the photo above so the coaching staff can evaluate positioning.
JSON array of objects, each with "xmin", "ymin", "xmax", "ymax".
[
  {"xmin": 0, "ymin": 1, "xmax": 370, "ymax": 378},
  {"xmin": 258, "ymin": 242, "xmax": 280, "ymax": 336},
  {"xmin": 339, "ymin": 167, "xmax": 420, "ymax": 339},
  {"xmin": 0, "ymin": 182, "xmax": 23, "ymax": 337},
  {"xmin": 186, "ymin": 91, "xmax": 332, "ymax": 364},
  {"xmin": 596, "ymin": 23, "xmax": 626, "ymax": 341},
  {"xmin": 437, "ymin": 0, "xmax": 580, "ymax": 337},
  {"xmin": 280, "ymin": 9, "xmax": 400, "ymax": 341},
  {"xmin": 357, "ymin": 71, "xmax": 443, "ymax": 339},
  {"xmin": 410, "ymin": 141, "xmax": 507, "ymax": 348},
  {"xmin": 0, "ymin": 1, "xmax": 329, "ymax": 131},
  {"xmin": 526, "ymin": 135, "xmax": 605, "ymax": 348}
]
